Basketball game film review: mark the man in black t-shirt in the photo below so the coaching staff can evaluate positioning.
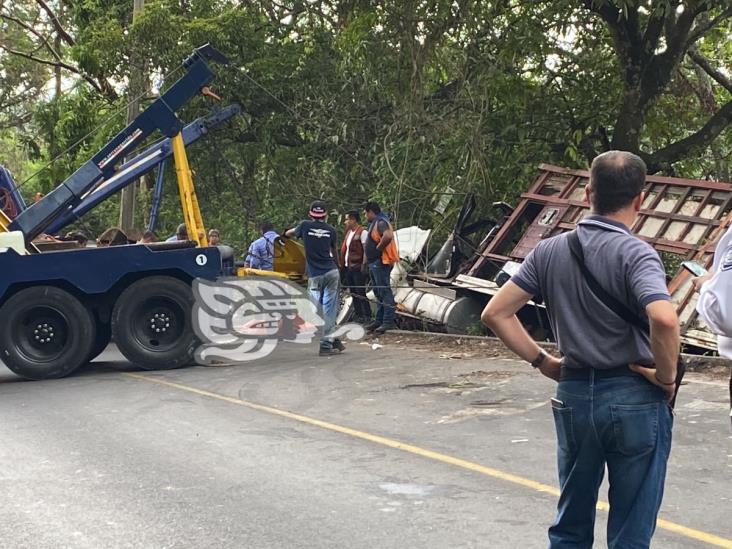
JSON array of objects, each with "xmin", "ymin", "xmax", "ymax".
[{"xmin": 285, "ymin": 201, "xmax": 343, "ymax": 355}]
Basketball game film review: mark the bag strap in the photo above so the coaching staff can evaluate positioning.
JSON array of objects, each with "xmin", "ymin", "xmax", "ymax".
[
  {"xmin": 566, "ymin": 231, "xmax": 650, "ymax": 335},
  {"xmin": 566, "ymin": 229, "xmax": 686, "ymax": 409}
]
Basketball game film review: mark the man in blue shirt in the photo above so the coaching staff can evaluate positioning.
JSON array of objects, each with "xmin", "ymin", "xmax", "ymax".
[
  {"xmin": 244, "ymin": 221, "xmax": 279, "ymax": 271},
  {"xmin": 285, "ymin": 201, "xmax": 343, "ymax": 356}
]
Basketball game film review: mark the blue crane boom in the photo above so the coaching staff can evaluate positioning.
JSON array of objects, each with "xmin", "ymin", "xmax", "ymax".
[
  {"xmin": 9, "ymin": 44, "xmax": 228, "ymax": 243},
  {"xmin": 44, "ymin": 104, "xmax": 240, "ymax": 235},
  {"xmin": 0, "ymin": 167, "xmax": 27, "ymax": 220}
]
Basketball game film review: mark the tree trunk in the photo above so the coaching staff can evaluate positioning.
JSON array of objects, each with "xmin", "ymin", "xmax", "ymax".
[{"xmin": 611, "ymin": 80, "xmax": 644, "ymax": 153}]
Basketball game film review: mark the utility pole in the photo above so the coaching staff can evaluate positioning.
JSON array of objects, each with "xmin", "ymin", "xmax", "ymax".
[{"xmin": 118, "ymin": 0, "xmax": 145, "ymax": 232}]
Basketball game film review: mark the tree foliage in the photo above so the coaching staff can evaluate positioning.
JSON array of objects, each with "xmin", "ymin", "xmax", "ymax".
[{"xmin": 0, "ymin": 0, "xmax": 730, "ymax": 253}]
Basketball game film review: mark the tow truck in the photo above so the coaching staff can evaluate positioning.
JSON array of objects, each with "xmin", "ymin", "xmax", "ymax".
[{"xmin": 0, "ymin": 44, "xmax": 243, "ymax": 380}]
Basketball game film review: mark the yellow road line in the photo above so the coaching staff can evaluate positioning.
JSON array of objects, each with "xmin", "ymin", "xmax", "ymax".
[{"xmin": 124, "ymin": 372, "xmax": 732, "ymax": 548}]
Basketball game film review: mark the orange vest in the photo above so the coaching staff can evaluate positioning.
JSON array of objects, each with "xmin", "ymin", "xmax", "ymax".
[{"xmin": 370, "ymin": 220, "xmax": 399, "ymax": 265}]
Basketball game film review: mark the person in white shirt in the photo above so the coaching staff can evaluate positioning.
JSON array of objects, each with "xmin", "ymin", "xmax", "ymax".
[
  {"xmin": 340, "ymin": 210, "xmax": 371, "ymax": 323},
  {"xmin": 694, "ymin": 223, "xmax": 732, "ymax": 423}
]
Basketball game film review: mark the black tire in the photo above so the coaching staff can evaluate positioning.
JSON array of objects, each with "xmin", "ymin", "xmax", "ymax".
[
  {"xmin": 0, "ymin": 286, "xmax": 96, "ymax": 380},
  {"xmin": 111, "ymin": 276, "xmax": 197, "ymax": 370},
  {"xmin": 86, "ymin": 322, "xmax": 111, "ymax": 364}
]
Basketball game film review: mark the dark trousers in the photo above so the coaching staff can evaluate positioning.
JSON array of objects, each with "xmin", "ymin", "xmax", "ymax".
[
  {"xmin": 549, "ymin": 372, "xmax": 673, "ymax": 548},
  {"xmin": 368, "ymin": 261, "xmax": 395, "ymax": 326},
  {"xmin": 344, "ymin": 267, "xmax": 371, "ymax": 321}
]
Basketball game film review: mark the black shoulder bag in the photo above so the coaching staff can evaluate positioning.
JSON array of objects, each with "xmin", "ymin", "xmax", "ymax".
[{"xmin": 566, "ymin": 231, "xmax": 684, "ymax": 407}]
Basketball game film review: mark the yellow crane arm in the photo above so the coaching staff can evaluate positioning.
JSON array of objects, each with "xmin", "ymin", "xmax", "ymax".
[
  {"xmin": 0, "ymin": 209, "xmax": 11, "ymax": 234},
  {"xmin": 171, "ymin": 133, "xmax": 208, "ymax": 247}
]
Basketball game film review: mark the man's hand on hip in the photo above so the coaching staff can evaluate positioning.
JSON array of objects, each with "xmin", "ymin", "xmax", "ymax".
[
  {"xmin": 539, "ymin": 355, "xmax": 562, "ymax": 382},
  {"xmin": 629, "ymin": 364, "xmax": 676, "ymax": 401}
]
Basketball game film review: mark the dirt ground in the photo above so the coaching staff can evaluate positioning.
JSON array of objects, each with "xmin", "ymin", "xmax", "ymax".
[{"xmin": 369, "ymin": 331, "xmax": 732, "ymax": 382}]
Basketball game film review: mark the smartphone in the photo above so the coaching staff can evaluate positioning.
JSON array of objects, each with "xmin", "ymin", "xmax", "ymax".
[
  {"xmin": 681, "ymin": 260, "xmax": 707, "ymax": 277},
  {"xmin": 550, "ymin": 397, "xmax": 565, "ymax": 409}
]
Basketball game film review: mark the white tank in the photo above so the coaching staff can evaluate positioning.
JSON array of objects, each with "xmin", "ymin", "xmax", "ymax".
[{"xmin": 398, "ymin": 286, "xmax": 484, "ymax": 334}]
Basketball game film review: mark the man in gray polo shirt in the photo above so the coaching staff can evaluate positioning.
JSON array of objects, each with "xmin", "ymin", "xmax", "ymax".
[{"xmin": 482, "ymin": 151, "xmax": 679, "ymax": 548}]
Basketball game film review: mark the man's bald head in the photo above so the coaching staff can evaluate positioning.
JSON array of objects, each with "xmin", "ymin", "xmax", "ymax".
[{"xmin": 589, "ymin": 151, "xmax": 647, "ymax": 215}]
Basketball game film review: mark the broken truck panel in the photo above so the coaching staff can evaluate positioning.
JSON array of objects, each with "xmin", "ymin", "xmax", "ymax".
[
  {"xmin": 424, "ymin": 193, "xmax": 480, "ymax": 278},
  {"xmin": 412, "ymin": 194, "xmax": 509, "ymax": 284},
  {"xmin": 423, "ymin": 193, "xmax": 499, "ymax": 279},
  {"xmin": 466, "ymin": 163, "xmax": 732, "ymax": 351},
  {"xmin": 469, "ymin": 164, "xmax": 732, "ymax": 274},
  {"xmin": 388, "ymin": 194, "xmax": 508, "ymax": 333},
  {"xmin": 394, "ymin": 226, "xmax": 432, "ymax": 264}
]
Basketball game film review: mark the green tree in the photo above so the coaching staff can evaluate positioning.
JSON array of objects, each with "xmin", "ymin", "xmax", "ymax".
[{"xmin": 2, "ymin": 0, "xmax": 731, "ymax": 253}]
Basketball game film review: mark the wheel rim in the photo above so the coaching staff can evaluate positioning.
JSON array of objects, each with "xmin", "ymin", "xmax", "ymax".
[
  {"xmin": 13, "ymin": 306, "xmax": 70, "ymax": 362},
  {"xmin": 130, "ymin": 297, "xmax": 186, "ymax": 351},
  {"xmin": 337, "ymin": 294, "xmax": 353, "ymax": 325}
]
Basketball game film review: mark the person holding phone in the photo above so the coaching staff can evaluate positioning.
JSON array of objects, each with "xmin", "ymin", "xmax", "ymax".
[{"xmin": 692, "ymin": 224, "xmax": 732, "ymax": 423}]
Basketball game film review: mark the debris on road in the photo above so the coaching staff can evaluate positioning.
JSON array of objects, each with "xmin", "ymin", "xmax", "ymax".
[
  {"xmin": 374, "ymin": 331, "xmax": 730, "ymax": 374},
  {"xmin": 439, "ymin": 353, "xmax": 472, "ymax": 360}
]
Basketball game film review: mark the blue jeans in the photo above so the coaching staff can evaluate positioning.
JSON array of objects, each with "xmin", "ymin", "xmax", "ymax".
[
  {"xmin": 549, "ymin": 372, "xmax": 673, "ymax": 549},
  {"xmin": 308, "ymin": 269, "xmax": 340, "ymax": 348},
  {"xmin": 368, "ymin": 261, "xmax": 395, "ymax": 326}
]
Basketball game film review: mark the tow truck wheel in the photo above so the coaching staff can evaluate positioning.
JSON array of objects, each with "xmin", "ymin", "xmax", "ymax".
[
  {"xmin": 86, "ymin": 322, "xmax": 111, "ymax": 364},
  {"xmin": 0, "ymin": 286, "xmax": 96, "ymax": 380},
  {"xmin": 111, "ymin": 276, "xmax": 197, "ymax": 370}
]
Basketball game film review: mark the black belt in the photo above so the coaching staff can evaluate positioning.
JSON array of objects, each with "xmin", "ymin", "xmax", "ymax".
[{"xmin": 559, "ymin": 364, "xmax": 647, "ymax": 381}]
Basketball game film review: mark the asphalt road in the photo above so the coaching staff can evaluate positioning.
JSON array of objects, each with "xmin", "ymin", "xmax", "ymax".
[{"xmin": 0, "ymin": 338, "xmax": 730, "ymax": 549}]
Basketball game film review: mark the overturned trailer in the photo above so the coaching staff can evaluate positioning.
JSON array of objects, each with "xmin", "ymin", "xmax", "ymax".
[{"xmin": 397, "ymin": 164, "xmax": 732, "ymax": 352}]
